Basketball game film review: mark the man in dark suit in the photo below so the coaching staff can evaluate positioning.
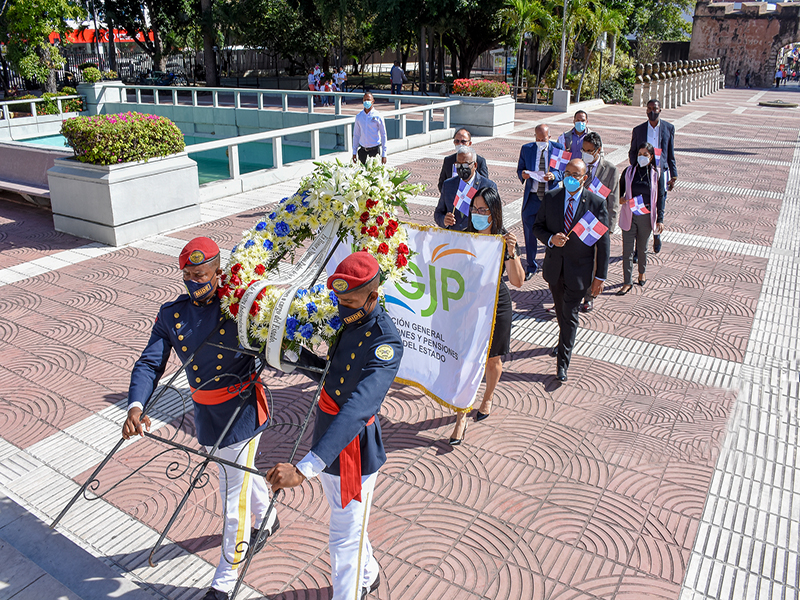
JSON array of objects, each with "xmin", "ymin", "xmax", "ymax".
[
  {"xmin": 437, "ymin": 128, "xmax": 489, "ymax": 193},
  {"xmin": 628, "ymin": 99, "xmax": 677, "ymax": 254},
  {"xmin": 435, "ymin": 146, "xmax": 497, "ymax": 231},
  {"xmin": 533, "ymin": 158, "xmax": 610, "ymax": 382},
  {"xmin": 517, "ymin": 124, "xmax": 565, "ymax": 280}
]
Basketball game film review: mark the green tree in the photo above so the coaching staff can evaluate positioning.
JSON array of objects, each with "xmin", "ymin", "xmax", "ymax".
[
  {"xmin": 574, "ymin": 2, "xmax": 624, "ymax": 101},
  {"xmin": 500, "ymin": 0, "xmax": 549, "ymax": 97},
  {"xmin": 442, "ymin": 0, "xmax": 507, "ymax": 78},
  {"xmin": 0, "ymin": 0, "xmax": 86, "ymax": 93}
]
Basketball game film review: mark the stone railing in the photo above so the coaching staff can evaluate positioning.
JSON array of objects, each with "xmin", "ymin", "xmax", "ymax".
[{"xmin": 632, "ymin": 58, "xmax": 723, "ymax": 108}]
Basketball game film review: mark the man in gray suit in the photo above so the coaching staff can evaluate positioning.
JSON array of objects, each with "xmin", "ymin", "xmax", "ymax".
[{"xmin": 579, "ymin": 131, "xmax": 618, "ymax": 313}]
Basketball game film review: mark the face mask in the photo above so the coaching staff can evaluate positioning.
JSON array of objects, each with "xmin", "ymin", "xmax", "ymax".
[
  {"xmin": 185, "ymin": 278, "xmax": 216, "ymax": 303},
  {"xmin": 564, "ymin": 175, "xmax": 582, "ymax": 194},
  {"xmin": 574, "ymin": 121, "xmax": 586, "ymax": 133},
  {"xmin": 363, "ymin": 100, "xmax": 372, "ymax": 109},
  {"xmin": 338, "ymin": 294, "xmax": 374, "ymax": 326},
  {"xmin": 647, "ymin": 111, "xmax": 659, "ymax": 122},
  {"xmin": 471, "ymin": 213, "xmax": 491, "ymax": 231},
  {"xmin": 456, "ymin": 164, "xmax": 472, "ymax": 181},
  {"xmin": 637, "ymin": 155, "xmax": 651, "ymax": 167},
  {"xmin": 581, "ymin": 150, "xmax": 597, "ymax": 164},
  {"xmin": 536, "ymin": 141, "xmax": 548, "ymax": 151}
]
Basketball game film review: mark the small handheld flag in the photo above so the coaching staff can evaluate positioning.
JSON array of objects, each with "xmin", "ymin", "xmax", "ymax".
[
  {"xmin": 454, "ymin": 179, "xmax": 476, "ymax": 215},
  {"xmin": 588, "ymin": 177, "xmax": 611, "ymax": 199},
  {"xmin": 549, "ymin": 148, "xmax": 571, "ymax": 171},
  {"xmin": 570, "ymin": 211, "xmax": 609, "ymax": 246},
  {"xmin": 654, "ymin": 147, "xmax": 662, "ymax": 168},
  {"xmin": 629, "ymin": 195, "xmax": 650, "ymax": 215}
]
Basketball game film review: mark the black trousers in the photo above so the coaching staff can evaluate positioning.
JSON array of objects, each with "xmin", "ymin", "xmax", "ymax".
[
  {"xmin": 550, "ymin": 273, "xmax": 586, "ymax": 371},
  {"xmin": 357, "ymin": 145, "xmax": 381, "ymax": 164}
]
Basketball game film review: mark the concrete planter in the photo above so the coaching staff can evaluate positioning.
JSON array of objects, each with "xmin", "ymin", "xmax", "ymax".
[
  {"xmin": 76, "ymin": 81, "xmax": 124, "ymax": 115},
  {"xmin": 47, "ymin": 152, "xmax": 200, "ymax": 246},
  {"xmin": 449, "ymin": 95, "xmax": 515, "ymax": 137}
]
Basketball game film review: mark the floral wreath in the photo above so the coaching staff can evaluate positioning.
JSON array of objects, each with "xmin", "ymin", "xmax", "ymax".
[{"xmin": 218, "ymin": 159, "xmax": 423, "ymax": 351}]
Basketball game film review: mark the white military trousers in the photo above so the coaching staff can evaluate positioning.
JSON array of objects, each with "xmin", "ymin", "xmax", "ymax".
[
  {"xmin": 207, "ymin": 433, "xmax": 275, "ymax": 594},
  {"xmin": 320, "ymin": 471, "xmax": 380, "ymax": 600}
]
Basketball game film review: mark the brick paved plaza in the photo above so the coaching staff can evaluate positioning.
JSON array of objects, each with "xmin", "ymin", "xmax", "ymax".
[{"xmin": 0, "ymin": 86, "xmax": 798, "ymax": 600}]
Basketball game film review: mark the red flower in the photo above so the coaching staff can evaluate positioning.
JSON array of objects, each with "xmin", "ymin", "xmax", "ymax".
[
  {"xmin": 230, "ymin": 275, "xmax": 241, "ymax": 286},
  {"xmin": 368, "ymin": 226, "xmax": 379, "ymax": 237},
  {"xmin": 398, "ymin": 243, "xmax": 409, "ymax": 255},
  {"xmin": 221, "ymin": 273, "xmax": 227, "ymax": 282},
  {"xmin": 250, "ymin": 301, "xmax": 260, "ymax": 316},
  {"xmin": 234, "ymin": 288, "xmax": 245, "ymax": 299},
  {"xmin": 249, "ymin": 280, "xmax": 257, "ymax": 287},
  {"xmin": 361, "ymin": 226, "xmax": 368, "ymax": 235},
  {"xmin": 229, "ymin": 303, "xmax": 239, "ymax": 316},
  {"xmin": 217, "ymin": 285, "xmax": 231, "ymax": 299},
  {"xmin": 359, "ymin": 211, "xmax": 370, "ymax": 223},
  {"xmin": 231, "ymin": 263, "xmax": 242, "ymax": 274},
  {"xmin": 385, "ymin": 228, "xmax": 395, "ymax": 239},
  {"xmin": 366, "ymin": 199, "xmax": 378, "ymax": 209},
  {"xmin": 376, "ymin": 216, "xmax": 385, "ymax": 226},
  {"xmin": 254, "ymin": 264, "xmax": 266, "ymax": 275},
  {"xmin": 388, "ymin": 219, "xmax": 398, "ymax": 230},
  {"xmin": 256, "ymin": 289, "xmax": 265, "ymax": 300},
  {"xmin": 377, "ymin": 243, "xmax": 389, "ymax": 254},
  {"xmin": 396, "ymin": 255, "xmax": 408, "ymax": 267}
]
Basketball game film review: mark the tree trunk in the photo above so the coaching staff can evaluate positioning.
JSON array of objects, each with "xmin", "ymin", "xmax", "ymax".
[
  {"xmin": 429, "ymin": 28, "xmax": 435, "ymax": 84},
  {"xmin": 34, "ymin": 45, "xmax": 58, "ymax": 93},
  {"xmin": 514, "ymin": 32, "xmax": 523, "ymax": 99},
  {"xmin": 575, "ymin": 49, "xmax": 592, "ymax": 102},
  {"xmin": 108, "ymin": 22, "xmax": 118, "ymax": 73},
  {"xmin": 152, "ymin": 30, "xmax": 167, "ymax": 71},
  {"xmin": 450, "ymin": 52, "xmax": 457, "ymax": 79},
  {"xmin": 610, "ymin": 35, "xmax": 616, "ymax": 66},
  {"xmin": 419, "ymin": 25, "xmax": 426, "ymax": 92},
  {"xmin": 0, "ymin": 55, "xmax": 12, "ymax": 94},
  {"xmin": 200, "ymin": 0, "xmax": 217, "ymax": 85}
]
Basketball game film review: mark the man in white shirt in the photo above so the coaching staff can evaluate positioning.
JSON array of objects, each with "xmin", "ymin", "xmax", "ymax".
[{"xmin": 352, "ymin": 92, "xmax": 388, "ymax": 165}]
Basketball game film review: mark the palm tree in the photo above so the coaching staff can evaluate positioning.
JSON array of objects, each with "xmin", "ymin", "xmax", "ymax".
[
  {"xmin": 574, "ymin": 2, "xmax": 624, "ymax": 101},
  {"xmin": 500, "ymin": 0, "xmax": 548, "ymax": 98}
]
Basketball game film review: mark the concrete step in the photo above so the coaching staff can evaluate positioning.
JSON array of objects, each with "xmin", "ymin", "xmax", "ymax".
[{"xmin": 0, "ymin": 492, "xmax": 155, "ymax": 600}]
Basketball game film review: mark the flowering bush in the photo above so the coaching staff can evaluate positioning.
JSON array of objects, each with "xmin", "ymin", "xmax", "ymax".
[
  {"xmin": 220, "ymin": 159, "xmax": 422, "ymax": 350},
  {"xmin": 83, "ymin": 67, "xmax": 103, "ymax": 83},
  {"xmin": 102, "ymin": 70, "xmax": 119, "ymax": 80},
  {"xmin": 60, "ymin": 112, "xmax": 185, "ymax": 165},
  {"xmin": 37, "ymin": 88, "xmax": 84, "ymax": 115},
  {"xmin": 451, "ymin": 79, "xmax": 511, "ymax": 98}
]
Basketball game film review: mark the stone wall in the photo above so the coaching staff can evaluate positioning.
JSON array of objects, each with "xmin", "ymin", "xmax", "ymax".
[
  {"xmin": 689, "ymin": 1, "xmax": 800, "ymax": 88},
  {"xmin": 631, "ymin": 59, "xmax": 722, "ymax": 108}
]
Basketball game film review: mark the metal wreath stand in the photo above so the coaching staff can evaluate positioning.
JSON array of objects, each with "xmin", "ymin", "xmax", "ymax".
[{"xmin": 51, "ymin": 220, "xmax": 344, "ymax": 600}]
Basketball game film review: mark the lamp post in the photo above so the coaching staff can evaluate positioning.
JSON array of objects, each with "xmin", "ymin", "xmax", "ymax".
[
  {"xmin": 556, "ymin": 0, "xmax": 569, "ymax": 89},
  {"xmin": 596, "ymin": 32, "xmax": 607, "ymax": 98}
]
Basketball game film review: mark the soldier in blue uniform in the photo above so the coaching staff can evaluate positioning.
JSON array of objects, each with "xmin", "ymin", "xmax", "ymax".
[
  {"xmin": 122, "ymin": 237, "xmax": 279, "ymax": 600},
  {"xmin": 267, "ymin": 252, "xmax": 403, "ymax": 600}
]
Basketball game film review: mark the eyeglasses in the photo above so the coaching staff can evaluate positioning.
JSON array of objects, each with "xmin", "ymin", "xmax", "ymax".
[
  {"xmin": 456, "ymin": 161, "xmax": 475, "ymax": 167},
  {"xmin": 472, "ymin": 207, "xmax": 491, "ymax": 215}
]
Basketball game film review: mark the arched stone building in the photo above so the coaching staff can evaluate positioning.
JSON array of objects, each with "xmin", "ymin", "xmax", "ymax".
[{"xmin": 689, "ymin": 1, "xmax": 800, "ymax": 87}]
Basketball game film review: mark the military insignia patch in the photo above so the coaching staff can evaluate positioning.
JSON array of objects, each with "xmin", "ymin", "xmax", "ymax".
[
  {"xmin": 189, "ymin": 250, "xmax": 206, "ymax": 265},
  {"xmin": 375, "ymin": 344, "xmax": 394, "ymax": 361},
  {"xmin": 332, "ymin": 278, "xmax": 349, "ymax": 292}
]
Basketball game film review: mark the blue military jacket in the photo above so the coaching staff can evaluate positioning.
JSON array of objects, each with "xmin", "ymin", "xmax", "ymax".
[
  {"xmin": 127, "ymin": 294, "xmax": 266, "ymax": 448},
  {"xmin": 300, "ymin": 303, "xmax": 403, "ymax": 477}
]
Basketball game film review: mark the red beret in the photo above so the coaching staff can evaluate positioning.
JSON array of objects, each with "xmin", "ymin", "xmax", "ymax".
[
  {"xmin": 179, "ymin": 237, "xmax": 220, "ymax": 269},
  {"xmin": 327, "ymin": 251, "xmax": 379, "ymax": 294}
]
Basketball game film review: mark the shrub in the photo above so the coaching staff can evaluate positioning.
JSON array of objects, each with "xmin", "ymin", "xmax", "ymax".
[
  {"xmin": 600, "ymin": 80, "xmax": 631, "ymax": 105},
  {"xmin": 36, "ymin": 90, "xmax": 85, "ymax": 115},
  {"xmin": 5, "ymin": 94, "xmax": 38, "ymax": 113},
  {"xmin": 102, "ymin": 70, "xmax": 119, "ymax": 80},
  {"xmin": 83, "ymin": 67, "xmax": 102, "ymax": 83},
  {"xmin": 451, "ymin": 78, "xmax": 511, "ymax": 98},
  {"xmin": 61, "ymin": 112, "xmax": 186, "ymax": 165}
]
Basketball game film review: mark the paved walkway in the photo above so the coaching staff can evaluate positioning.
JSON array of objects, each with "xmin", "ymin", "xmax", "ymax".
[{"xmin": 0, "ymin": 86, "xmax": 798, "ymax": 600}]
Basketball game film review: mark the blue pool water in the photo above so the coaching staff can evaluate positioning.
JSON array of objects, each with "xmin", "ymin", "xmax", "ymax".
[{"xmin": 16, "ymin": 133, "xmax": 337, "ymax": 185}]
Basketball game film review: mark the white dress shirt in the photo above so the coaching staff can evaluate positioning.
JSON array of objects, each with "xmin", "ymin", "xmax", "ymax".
[
  {"xmin": 352, "ymin": 109, "xmax": 388, "ymax": 157},
  {"xmin": 647, "ymin": 121, "xmax": 661, "ymax": 149}
]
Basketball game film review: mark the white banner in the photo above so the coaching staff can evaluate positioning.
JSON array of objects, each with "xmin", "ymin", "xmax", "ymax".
[{"xmin": 328, "ymin": 224, "xmax": 504, "ymax": 411}]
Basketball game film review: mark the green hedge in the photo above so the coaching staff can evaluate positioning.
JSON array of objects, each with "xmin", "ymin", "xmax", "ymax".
[
  {"xmin": 61, "ymin": 112, "xmax": 186, "ymax": 165},
  {"xmin": 83, "ymin": 67, "xmax": 102, "ymax": 83}
]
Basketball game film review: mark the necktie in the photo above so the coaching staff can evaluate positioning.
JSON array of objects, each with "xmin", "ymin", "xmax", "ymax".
[{"xmin": 564, "ymin": 197, "xmax": 575, "ymax": 233}]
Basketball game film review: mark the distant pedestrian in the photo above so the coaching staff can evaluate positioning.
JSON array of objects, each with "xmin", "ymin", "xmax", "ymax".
[
  {"xmin": 775, "ymin": 68, "xmax": 783, "ymax": 88},
  {"xmin": 389, "ymin": 61, "xmax": 406, "ymax": 95},
  {"xmin": 745, "ymin": 72, "xmax": 751, "ymax": 88},
  {"xmin": 734, "ymin": 69, "xmax": 740, "ymax": 87}
]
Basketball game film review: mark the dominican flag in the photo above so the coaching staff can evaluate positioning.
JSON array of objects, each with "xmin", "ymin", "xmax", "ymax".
[
  {"xmin": 549, "ymin": 148, "xmax": 571, "ymax": 171},
  {"xmin": 654, "ymin": 147, "xmax": 662, "ymax": 168},
  {"xmin": 588, "ymin": 176, "xmax": 611, "ymax": 199},
  {"xmin": 629, "ymin": 195, "xmax": 650, "ymax": 215},
  {"xmin": 570, "ymin": 211, "xmax": 609, "ymax": 246},
  {"xmin": 454, "ymin": 180, "xmax": 476, "ymax": 214}
]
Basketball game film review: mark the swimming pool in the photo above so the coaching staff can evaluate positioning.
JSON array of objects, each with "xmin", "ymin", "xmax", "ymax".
[{"xmin": 16, "ymin": 133, "xmax": 337, "ymax": 185}]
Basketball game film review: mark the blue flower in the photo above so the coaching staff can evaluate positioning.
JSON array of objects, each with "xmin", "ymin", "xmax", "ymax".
[
  {"xmin": 275, "ymin": 222, "xmax": 290, "ymax": 237},
  {"xmin": 306, "ymin": 301, "xmax": 317, "ymax": 316},
  {"xmin": 329, "ymin": 316, "xmax": 342, "ymax": 330},
  {"xmin": 299, "ymin": 323, "xmax": 314, "ymax": 340},
  {"xmin": 280, "ymin": 196, "xmax": 289, "ymax": 204},
  {"xmin": 255, "ymin": 221, "xmax": 266, "ymax": 231},
  {"xmin": 285, "ymin": 316, "xmax": 299, "ymax": 340},
  {"xmin": 301, "ymin": 199, "xmax": 310, "ymax": 207},
  {"xmin": 268, "ymin": 212, "xmax": 277, "ymax": 221},
  {"xmin": 286, "ymin": 204, "xmax": 297, "ymax": 213},
  {"xmin": 244, "ymin": 240, "xmax": 255, "ymax": 248},
  {"xmin": 231, "ymin": 245, "xmax": 238, "ymax": 253},
  {"xmin": 263, "ymin": 239, "xmax": 273, "ymax": 250},
  {"xmin": 329, "ymin": 291, "xmax": 339, "ymax": 306},
  {"xmin": 301, "ymin": 191, "xmax": 310, "ymax": 200},
  {"xmin": 295, "ymin": 288, "xmax": 308, "ymax": 298},
  {"xmin": 312, "ymin": 284, "xmax": 324, "ymax": 294}
]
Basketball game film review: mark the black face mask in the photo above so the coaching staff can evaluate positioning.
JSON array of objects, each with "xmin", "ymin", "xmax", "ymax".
[
  {"xmin": 338, "ymin": 293, "xmax": 375, "ymax": 326},
  {"xmin": 185, "ymin": 278, "xmax": 216, "ymax": 303},
  {"xmin": 647, "ymin": 111, "xmax": 659, "ymax": 122},
  {"xmin": 456, "ymin": 164, "xmax": 472, "ymax": 181}
]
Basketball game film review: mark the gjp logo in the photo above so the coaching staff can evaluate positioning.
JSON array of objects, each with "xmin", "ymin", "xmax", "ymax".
[{"xmin": 385, "ymin": 243, "xmax": 475, "ymax": 316}]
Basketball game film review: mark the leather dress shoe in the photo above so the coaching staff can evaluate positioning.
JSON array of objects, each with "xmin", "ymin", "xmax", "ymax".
[
  {"xmin": 580, "ymin": 300, "xmax": 593, "ymax": 313},
  {"xmin": 361, "ymin": 570, "xmax": 381, "ymax": 599},
  {"xmin": 557, "ymin": 367, "xmax": 568, "ymax": 382},
  {"xmin": 250, "ymin": 515, "xmax": 280, "ymax": 555},
  {"xmin": 548, "ymin": 346, "xmax": 558, "ymax": 358},
  {"xmin": 201, "ymin": 588, "xmax": 229, "ymax": 600},
  {"xmin": 544, "ymin": 306, "xmax": 557, "ymax": 315},
  {"xmin": 653, "ymin": 235, "xmax": 662, "ymax": 253}
]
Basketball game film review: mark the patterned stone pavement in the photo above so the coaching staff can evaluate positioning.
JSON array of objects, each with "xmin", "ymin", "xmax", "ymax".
[{"xmin": 1, "ymin": 85, "xmax": 799, "ymax": 600}]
